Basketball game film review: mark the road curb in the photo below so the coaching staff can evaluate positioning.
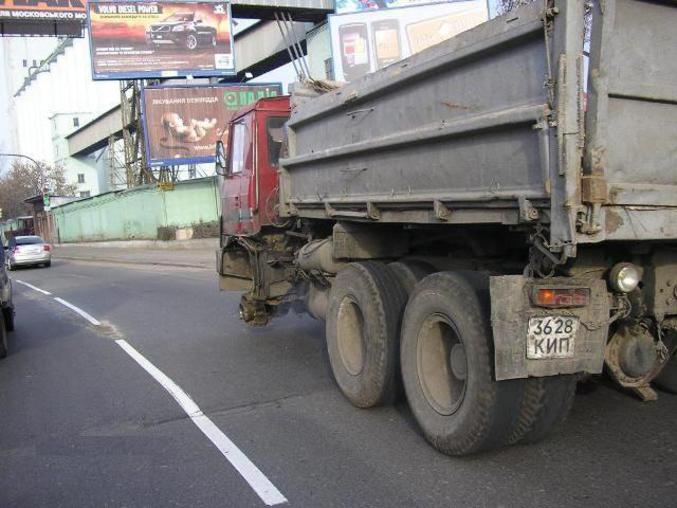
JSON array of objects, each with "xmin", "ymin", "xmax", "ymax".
[
  {"xmin": 55, "ymin": 238, "xmax": 218, "ymax": 250},
  {"xmin": 56, "ymin": 255, "xmax": 211, "ymax": 270}
]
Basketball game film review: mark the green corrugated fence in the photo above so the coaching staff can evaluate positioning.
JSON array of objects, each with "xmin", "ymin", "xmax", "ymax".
[{"xmin": 52, "ymin": 177, "xmax": 220, "ymax": 243}]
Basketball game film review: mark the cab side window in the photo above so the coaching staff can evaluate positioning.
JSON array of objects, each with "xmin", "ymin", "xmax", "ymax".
[
  {"xmin": 266, "ymin": 117, "xmax": 287, "ymax": 168},
  {"xmin": 230, "ymin": 121, "xmax": 249, "ymax": 175}
]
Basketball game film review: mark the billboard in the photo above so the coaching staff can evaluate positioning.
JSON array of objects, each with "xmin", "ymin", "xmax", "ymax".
[
  {"xmin": 0, "ymin": 0, "xmax": 86, "ymax": 37},
  {"xmin": 330, "ymin": 0, "xmax": 489, "ymax": 82},
  {"xmin": 141, "ymin": 83, "xmax": 283, "ymax": 167},
  {"xmin": 88, "ymin": 1, "xmax": 235, "ymax": 80},
  {"xmin": 229, "ymin": 0, "xmax": 334, "ymax": 21}
]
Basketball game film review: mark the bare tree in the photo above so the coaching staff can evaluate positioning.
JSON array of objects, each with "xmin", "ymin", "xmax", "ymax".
[{"xmin": 0, "ymin": 161, "xmax": 76, "ymax": 219}]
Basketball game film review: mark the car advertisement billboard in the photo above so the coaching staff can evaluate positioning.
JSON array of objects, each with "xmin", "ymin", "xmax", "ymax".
[
  {"xmin": 0, "ymin": 0, "xmax": 86, "ymax": 36},
  {"xmin": 141, "ymin": 83, "xmax": 283, "ymax": 167},
  {"xmin": 330, "ymin": 0, "xmax": 488, "ymax": 82},
  {"xmin": 88, "ymin": 1, "xmax": 235, "ymax": 80}
]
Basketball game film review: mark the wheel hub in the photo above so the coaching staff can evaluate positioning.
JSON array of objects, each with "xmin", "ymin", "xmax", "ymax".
[
  {"xmin": 450, "ymin": 344, "xmax": 467, "ymax": 381},
  {"xmin": 336, "ymin": 297, "xmax": 366, "ymax": 376},
  {"xmin": 417, "ymin": 315, "xmax": 466, "ymax": 416}
]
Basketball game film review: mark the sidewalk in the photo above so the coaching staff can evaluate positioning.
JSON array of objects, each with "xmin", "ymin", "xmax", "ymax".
[{"xmin": 54, "ymin": 239, "xmax": 218, "ymax": 269}]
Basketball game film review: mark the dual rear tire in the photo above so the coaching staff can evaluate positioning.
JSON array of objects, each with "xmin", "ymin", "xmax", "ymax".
[
  {"xmin": 325, "ymin": 262, "xmax": 408, "ymax": 407},
  {"xmin": 400, "ymin": 272, "xmax": 525, "ymax": 455},
  {"xmin": 326, "ymin": 263, "xmax": 576, "ymax": 455},
  {"xmin": 654, "ymin": 352, "xmax": 677, "ymax": 394}
]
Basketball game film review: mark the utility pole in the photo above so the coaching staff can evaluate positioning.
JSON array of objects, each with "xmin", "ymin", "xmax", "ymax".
[{"xmin": 120, "ymin": 80, "xmax": 155, "ymax": 187}]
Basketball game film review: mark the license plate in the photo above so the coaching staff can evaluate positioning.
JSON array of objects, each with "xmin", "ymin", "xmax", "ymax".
[
  {"xmin": 153, "ymin": 35, "xmax": 163, "ymax": 39},
  {"xmin": 526, "ymin": 316, "xmax": 579, "ymax": 359}
]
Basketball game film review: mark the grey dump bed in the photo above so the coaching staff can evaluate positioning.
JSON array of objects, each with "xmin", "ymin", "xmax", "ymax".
[{"xmin": 280, "ymin": 0, "xmax": 677, "ymax": 253}]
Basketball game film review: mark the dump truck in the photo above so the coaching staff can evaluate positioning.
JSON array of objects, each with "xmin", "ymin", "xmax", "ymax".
[{"xmin": 215, "ymin": 0, "xmax": 677, "ymax": 455}]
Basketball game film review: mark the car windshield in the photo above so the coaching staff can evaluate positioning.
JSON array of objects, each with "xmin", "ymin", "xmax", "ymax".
[
  {"xmin": 15, "ymin": 236, "xmax": 43, "ymax": 245},
  {"xmin": 166, "ymin": 13, "xmax": 193, "ymax": 22}
]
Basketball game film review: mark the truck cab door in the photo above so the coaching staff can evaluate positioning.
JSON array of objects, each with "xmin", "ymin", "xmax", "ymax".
[
  {"xmin": 255, "ymin": 113, "xmax": 288, "ymax": 226},
  {"xmin": 221, "ymin": 115, "xmax": 254, "ymax": 235}
]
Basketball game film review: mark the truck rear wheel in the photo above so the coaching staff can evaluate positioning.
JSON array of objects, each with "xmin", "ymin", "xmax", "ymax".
[
  {"xmin": 401, "ymin": 272, "xmax": 524, "ymax": 456},
  {"xmin": 326, "ymin": 262, "xmax": 408, "ymax": 408},
  {"xmin": 654, "ymin": 353, "xmax": 677, "ymax": 394},
  {"xmin": 508, "ymin": 375, "xmax": 576, "ymax": 445},
  {"xmin": 388, "ymin": 260, "xmax": 434, "ymax": 295}
]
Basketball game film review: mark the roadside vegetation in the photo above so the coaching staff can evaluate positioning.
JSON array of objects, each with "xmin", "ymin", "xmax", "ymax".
[{"xmin": 0, "ymin": 162, "xmax": 76, "ymax": 218}]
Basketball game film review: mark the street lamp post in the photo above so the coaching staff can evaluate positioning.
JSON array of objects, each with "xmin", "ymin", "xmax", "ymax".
[{"xmin": 0, "ymin": 152, "xmax": 44, "ymax": 193}]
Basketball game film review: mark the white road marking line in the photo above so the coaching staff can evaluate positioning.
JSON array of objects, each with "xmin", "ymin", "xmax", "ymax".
[
  {"xmin": 15, "ymin": 280, "xmax": 52, "ymax": 295},
  {"xmin": 15, "ymin": 277, "xmax": 286, "ymax": 505},
  {"xmin": 53, "ymin": 297, "xmax": 102, "ymax": 326},
  {"xmin": 115, "ymin": 339, "xmax": 288, "ymax": 506}
]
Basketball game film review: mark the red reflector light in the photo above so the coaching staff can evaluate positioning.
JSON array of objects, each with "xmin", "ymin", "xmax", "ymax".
[
  {"xmin": 43, "ymin": 244, "xmax": 51, "ymax": 252},
  {"xmin": 533, "ymin": 288, "xmax": 589, "ymax": 308}
]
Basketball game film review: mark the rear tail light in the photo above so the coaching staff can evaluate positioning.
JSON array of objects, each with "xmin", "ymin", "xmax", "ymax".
[
  {"xmin": 532, "ymin": 288, "xmax": 590, "ymax": 308},
  {"xmin": 44, "ymin": 244, "xmax": 51, "ymax": 252}
]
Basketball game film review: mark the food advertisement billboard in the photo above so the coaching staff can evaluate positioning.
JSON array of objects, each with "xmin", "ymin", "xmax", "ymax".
[
  {"xmin": 330, "ymin": 0, "xmax": 489, "ymax": 82},
  {"xmin": 141, "ymin": 83, "xmax": 283, "ymax": 167},
  {"xmin": 0, "ymin": 0, "xmax": 86, "ymax": 36},
  {"xmin": 88, "ymin": 1, "xmax": 235, "ymax": 80}
]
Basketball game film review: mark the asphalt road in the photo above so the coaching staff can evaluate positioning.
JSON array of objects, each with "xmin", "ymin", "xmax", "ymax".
[{"xmin": 1, "ymin": 259, "xmax": 675, "ymax": 508}]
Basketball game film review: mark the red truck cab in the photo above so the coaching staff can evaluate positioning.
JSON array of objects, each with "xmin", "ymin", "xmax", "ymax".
[{"xmin": 218, "ymin": 96, "xmax": 291, "ymax": 236}]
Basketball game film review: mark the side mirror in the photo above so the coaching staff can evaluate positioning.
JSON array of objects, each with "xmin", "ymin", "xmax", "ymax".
[{"xmin": 215, "ymin": 140, "xmax": 228, "ymax": 176}]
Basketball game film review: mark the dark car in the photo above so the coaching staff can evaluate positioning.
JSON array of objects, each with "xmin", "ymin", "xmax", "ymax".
[
  {"xmin": 146, "ymin": 12, "xmax": 217, "ymax": 51},
  {"xmin": 0, "ymin": 231, "xmax": 15, "ymax": 358}
]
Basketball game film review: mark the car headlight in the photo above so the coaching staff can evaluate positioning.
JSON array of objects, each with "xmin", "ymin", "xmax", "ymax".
[
  {"xmin": 172, "ymin": 26, "xmax": 185, "ymax": 32},
  {"xmin": 609, "ymin": 263, "xmax": 641, "ymax": 293}
]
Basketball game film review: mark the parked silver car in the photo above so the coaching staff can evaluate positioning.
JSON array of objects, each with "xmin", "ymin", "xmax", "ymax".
[{"xmin": 6, "ymin": 235, "xmax": 52, "ymax": 270}]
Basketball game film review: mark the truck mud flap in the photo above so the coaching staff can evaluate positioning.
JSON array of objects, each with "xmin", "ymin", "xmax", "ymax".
[
  {"xmin": 490, "ymin": 275, "xmax": 609, "ymax": 381},
  {"xmin": 217, "ymin": 248, "xmax": 253, "ymax": 291}
]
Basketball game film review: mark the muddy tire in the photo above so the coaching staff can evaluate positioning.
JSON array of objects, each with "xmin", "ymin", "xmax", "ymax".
[
  {"xmin": 508, "ymin": 375, "xmax": 577, "ymax": 444},
  {"xmin": 0, "ymin": 312, "xmax": 8, "ymax": 359},
  {"xmin": 654, "ymin": 353, "xmax": 677, "ymax": 394},
  {"xmin": 388, "ymin": 260, "xmax": 434, "ymax": 295},
  {"xmin": 326, "ymin": 262, "xmax": 408, "ymax": 408},
  {"xmin": 401, "ymin": 272, "xmax": 524, "ymax": 456}
]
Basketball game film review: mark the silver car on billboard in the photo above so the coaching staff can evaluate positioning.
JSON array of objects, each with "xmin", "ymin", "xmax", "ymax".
[{"xmin": 6, "ymin": 236, "xmax": 52, "ymax": 270}]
